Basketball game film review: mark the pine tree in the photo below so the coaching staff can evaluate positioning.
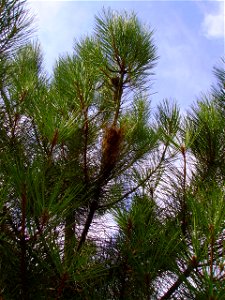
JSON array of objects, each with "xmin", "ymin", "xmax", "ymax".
[{"xmin": 0, "ymin": 1, "xmax": 224, "ymax": 299}]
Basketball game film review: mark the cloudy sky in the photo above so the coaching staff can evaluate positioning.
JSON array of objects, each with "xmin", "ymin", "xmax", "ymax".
[{"xmin": 28, "ymin": 0, "xmax": 224, "ymax": 110}]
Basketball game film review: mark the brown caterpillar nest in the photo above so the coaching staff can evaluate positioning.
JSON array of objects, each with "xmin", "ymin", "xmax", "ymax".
[{"xmin": 101, "ymin": 125, "xmax": 123, "ymax": 178}]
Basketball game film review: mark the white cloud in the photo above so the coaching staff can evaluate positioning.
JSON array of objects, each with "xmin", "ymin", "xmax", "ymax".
[
  {"xmin": 27, "ymin": 1, "xmax": 97, "ymax": 74},
  {"xmin": 201, "ymin": 2, "xmax": 224, "ymax": 39}
]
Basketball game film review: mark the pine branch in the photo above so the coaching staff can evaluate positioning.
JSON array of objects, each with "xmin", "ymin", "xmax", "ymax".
[
  {"xmin": 99, "ymin": 143, "xmax": 169, "ymax": 210},
  {"xmin": 160, "ymin": 256, "xmax": 199, "ymax": 300},
  {"xmin": 160, "ymin": 266, "xmax": 193, "ymax": 300},
  {"xmin": 76, "ymin": 199, "xmax": 98, "ymax": 252}
]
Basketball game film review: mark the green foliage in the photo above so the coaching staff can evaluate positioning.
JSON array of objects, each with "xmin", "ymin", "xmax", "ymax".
[
  {"xmin": 0, "ymin": 0, "xmax": 33, "ymax": 57},
  {"xmin": 187, "ymin": 100, "xmax": 225, "ymax": 181},
  {"xmin": 95, "ymin": 8, "xmax": 157, "ymax": 90},
  {"xmin": 0, "ymin": 2, "xmax": 224, "ymax": 299},
  {"xmin": 212, "ymin": 59, "xmax": 225, "ymax": 113}
]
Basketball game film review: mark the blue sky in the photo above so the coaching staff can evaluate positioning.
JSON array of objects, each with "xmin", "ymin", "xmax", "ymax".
[{"xmin": 28, "ymin": 0, "xmax": 224, "ymax": 111}]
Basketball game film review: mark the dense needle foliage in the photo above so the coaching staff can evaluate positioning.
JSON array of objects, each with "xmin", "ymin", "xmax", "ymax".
[{"xmin": 0, "ymin": 1, "xmax": 224, "ymax": 299}]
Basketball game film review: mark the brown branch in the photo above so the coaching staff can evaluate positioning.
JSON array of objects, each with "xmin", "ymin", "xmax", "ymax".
[
  {"xmin": 76, "ymin": 70, "xmax": 126, "ymax": 251},
  {"xmin": 160, "ymin": 267, "xmax": 192, "ymax": 300},
  {"xmin": 56, "ymin": 272, "xmax": 69, "ymax": 299},
  {"xmin": 49, "ymin": 128, "xmax": 59, "ymax": 156},
  {"xmin": 112, "ymin": 73, "xmax": 124, "ymax": 127},
  {"xmin": 76, "ymin": 199, "xmax": 98, "ymax": 252},
  {"xmin": 11, "ymin": 112, "xmax": 20, "ymax": 138}
]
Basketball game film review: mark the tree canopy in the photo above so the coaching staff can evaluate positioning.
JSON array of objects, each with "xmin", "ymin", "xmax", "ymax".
[{"xmin": 0, "ymin": 1, "xmax": 224, "ymax": 299}]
